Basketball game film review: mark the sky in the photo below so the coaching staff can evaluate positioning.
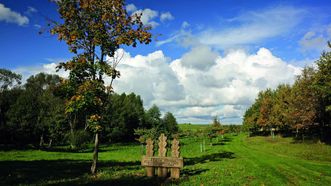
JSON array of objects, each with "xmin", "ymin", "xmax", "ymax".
[{"xmin": 0, "ymin": 0, "xmax": 331, "ymax": 124}]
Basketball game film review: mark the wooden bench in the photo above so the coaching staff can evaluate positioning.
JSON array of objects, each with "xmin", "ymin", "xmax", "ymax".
[{"xmin": 141, "ymin": 133, "xmax": 183, "ymax": 179}]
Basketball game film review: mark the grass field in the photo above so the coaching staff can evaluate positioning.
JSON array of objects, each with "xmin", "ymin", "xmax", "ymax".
[{"xmin": 1, "ymin": 125, "xmax": 331, "ymax": 185}]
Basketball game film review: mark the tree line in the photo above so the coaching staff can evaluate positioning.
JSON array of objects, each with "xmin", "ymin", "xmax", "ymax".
[
  {"xmin": 243, "ymin": 43, "xmax": 331, "ymax": 142},
  {"xmin": 0, "ymin": 70, "xmax": 178, "ymax": 147}
]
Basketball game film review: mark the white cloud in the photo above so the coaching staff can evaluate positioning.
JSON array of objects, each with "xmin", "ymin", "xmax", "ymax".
[
  {"xmin": 299, "ymin": 25, "xmax": 331, "ymax": 53},
  {"xmin": 107, "ymin": 49, "xmax": 185, "ymax": 105},
  {"xmin": 157, "ymin": 6, "xmax": 306, "ymax": 49},
  {"xmin": 0, "ymin": 3, "xmax": 29, "ymax": 26},
  {"xmin": 14, "ymin": 47, "xmax": 301, "ymax": 124},
  {"xmin": 160, "ymin": 12, "xmax": 174, "ymax": 22},
  {"xmin": 181, "ymin": 21, "xmax": 190, "ymax": 29},
  {"xmin": 25, "ymin": 6, "xmax": 37, "ymax": 15},
  {"xmin": 132, "ymin": 8, "xmax": 159, "ymax": 28},
  {"xmin": 180, "ymin": 45, "xmax": 218, "ymax": 70},
  {"xmin": 110, "ymin": 47, "xmax": 300, "ymax": 124},
  {"xmin": 126, "ymin": 4, "xmax": 137, "ymax": 13},
  {"xmin": 34, "ymin": 24, "xmax": 41, "ymax": 29},
  {"xmin": 199, "ymin": 6, "xmax": 306, "ymax": 49},
  {"xmin": 13, "ymin": 62, "xmax": 69, "ymax": 83}
]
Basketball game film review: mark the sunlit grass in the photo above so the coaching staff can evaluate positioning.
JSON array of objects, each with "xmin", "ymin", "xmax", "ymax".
[{"xmin": 1, "ymin": 130, "xmax": 331, "ymax": 185}]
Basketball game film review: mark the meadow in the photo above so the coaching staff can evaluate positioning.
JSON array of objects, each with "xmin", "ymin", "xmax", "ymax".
[{"xmin": 1, "ymin": 124, "xmax": 331, "ymax": 185}]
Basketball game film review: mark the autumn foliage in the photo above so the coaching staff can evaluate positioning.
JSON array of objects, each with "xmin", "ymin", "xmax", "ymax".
[
  {"xmin": 243, "ymin": 43, "xmax": 331, "ymax": 142},
  {"xmin": 50, "ymin": 0, "xmax": 152, "ymax": 174}
]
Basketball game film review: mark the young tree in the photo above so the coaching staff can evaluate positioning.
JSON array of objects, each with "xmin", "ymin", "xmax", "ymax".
[
  {"xmin": 257, "ymin": 89, "xmax": 274, "ymax": 132},
  {"xmin": 145, "ymin": 104, "xmax": 162, "ymax": 129},
  {"xmin": 270, "ymin": 84, "xmax": 292, "ymax": 132},
  {"xmin": 162, "ymin": 112, "xmax": 179, "ymax": 136},
  {"xmin": 50, "ymin": 0, "xmax": 152, "ymax": 174},
  {"xmin": 243, "ymin": 99, "xmax": 261, "ymax": 134}
]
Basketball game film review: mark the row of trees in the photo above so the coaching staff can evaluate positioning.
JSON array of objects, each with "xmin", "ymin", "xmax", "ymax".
[
  {"xmin": 243, "ymin": 43, "xmax": 331, "ymax": 142},
  {"xmin": 0, "ymin": 71, "xmax": 178, "ymax": 147}
]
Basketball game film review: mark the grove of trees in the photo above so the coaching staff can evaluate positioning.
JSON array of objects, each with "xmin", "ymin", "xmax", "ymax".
[
  {"xmin": 243, "ymin": 43, "xmax": 331, "ymax": 142},
  {"xmin": 0, "ymin": 71, "xmax": 179, "ymax": 147}
]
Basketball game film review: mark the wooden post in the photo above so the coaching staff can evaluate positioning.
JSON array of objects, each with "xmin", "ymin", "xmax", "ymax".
[
  {"xmin": 145, "ymin": 138, "xmax": 154, "ymax": 177},
  {"xmin": 171, "ymin": 138, "xmax": 180, "ymax": 179},
  {"xmin": 157, "ymin": 133, "xmax": 168, "ymax": 177}
]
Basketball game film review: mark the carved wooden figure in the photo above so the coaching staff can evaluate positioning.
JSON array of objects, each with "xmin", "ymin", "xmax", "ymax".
[
  {"xmin": 158, "ymin": 133, "xmax": 168, "ymax": 177},
  {"xmin": 145, "ymin": 138, "xmax": 154, "ymax": 177},
  {"xmin": 171, "ymin": 138, "xmax": 181, "ymax": 179}
]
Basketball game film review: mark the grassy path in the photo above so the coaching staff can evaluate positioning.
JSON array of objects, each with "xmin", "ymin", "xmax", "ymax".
[{"xmin": 180, "ymin": 134, "xmax": 331, "ymax": 185}]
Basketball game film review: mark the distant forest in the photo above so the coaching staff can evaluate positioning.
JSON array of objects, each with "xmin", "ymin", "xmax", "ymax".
[
  {"xmin": 243, "ymin": 43, "xmax": 331, "ymax": 142},
  {"xmin": 0, "ymin": 71, "xmax": 178, "ymax": 147}
]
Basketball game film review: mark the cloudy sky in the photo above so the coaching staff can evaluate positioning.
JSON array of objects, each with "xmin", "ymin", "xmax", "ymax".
[{"xmin": 1, "ymin": 0, "xmax": 331, "ymax": 124}]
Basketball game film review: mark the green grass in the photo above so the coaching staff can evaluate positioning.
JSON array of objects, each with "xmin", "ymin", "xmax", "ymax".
[{"xmin": 1, "ymin": 131, "xmax": 331, "ymax": 185}]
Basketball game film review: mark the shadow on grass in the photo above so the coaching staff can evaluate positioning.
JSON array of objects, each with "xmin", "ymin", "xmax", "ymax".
[
  {"xmin": 221, "ymin": 136, "xmax": 233, "ymax": 142},
  {"xmin": 184, "ymin": 151, "xmax": 235, "ymax": 166},
  {"xmin": 63, "ymin": 175, "xmax": 166, "ymax": 186},
  {"xmin": 182, "ymin": 168, "xmax": 209, "ymax": 176},
  {"xmin": 212, "ymin": 142, "xmax": 226, "ymax": 146},
  {"xmin": 42, "ymin": 147, "xmax": 110, "ymax": 153},
  {"xmin": 0, "ymin": 159, "xmax": 154, "ymax": 185}
]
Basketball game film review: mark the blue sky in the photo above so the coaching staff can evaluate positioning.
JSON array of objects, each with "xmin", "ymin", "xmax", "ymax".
[{"xmin": 0, "ymin": 0, "xmax": 330, "ymax": 124}]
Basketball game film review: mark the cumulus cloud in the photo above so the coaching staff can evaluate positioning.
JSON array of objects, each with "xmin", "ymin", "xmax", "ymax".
[
  {"xmin": 110, "ymin": 47, "xmax": 300, "ymax": 124},
  {"xmin": 14, "ymin": 47, "xmax": 301, "ymax": 124},
  {"xmin": 14, "ymin": 62, "xmax": 69, "ymax": 83},
  {"xmin": 180, "ymin": 45, "xmax": 218, "ymax": 70},
  {"xmin": 160, "ymin": 12, "xmax": 174, "ymax": 22},
  {"xmin": 0, "ymin": 3, "xmax": 29, "ymax": 26},
  {"xmin": 107, "ymin": 49, "xmax": 185, "ymax": 105}
]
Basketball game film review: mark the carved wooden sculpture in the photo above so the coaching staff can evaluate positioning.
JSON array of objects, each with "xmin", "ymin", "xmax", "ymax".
[
  {"xmin": 158, "ymin": 133, "xmax": 168, "ymax": 177},
  {"xmin": 141, "ymin": 133, "xmax": 183, "ymax": 179},
  {"xmin": 171, "ymin": 138, "xmax": 181, "ymax": 178},
  {"xmin": 145, "ymin": 138, "xmax": 154, "ymax": 177}
]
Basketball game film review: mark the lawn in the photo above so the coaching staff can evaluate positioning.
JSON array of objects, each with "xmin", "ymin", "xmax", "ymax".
[{"xmin": 1, "ymin": 126, "xmax": 331, "ymax": 185}]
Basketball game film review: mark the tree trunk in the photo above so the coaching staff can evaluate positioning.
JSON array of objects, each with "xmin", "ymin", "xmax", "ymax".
[
  {"xmin": 91, "ymin": 132, "xmax": 99, "ymax": 174},
  {"xmin": 70, "ymin": 114, "xmax": 76, "ymax": 149},
  {"xmin": 39, "ymin": 134, "xmax": 44, "ymax": 147},
  {"xmin": 48, "ymin": 139, "xmax": 53, "ymax": 148},
  {"xmin": 295, "ymin": 128, "xmax": 299, "ymax": 138}
]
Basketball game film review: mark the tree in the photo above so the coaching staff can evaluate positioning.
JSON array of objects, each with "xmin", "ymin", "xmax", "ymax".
[
  {"xmin": 269, "ymin": 84, "xmax": 292, "ymax": 132},
  {"xmin": 315, "ymin": 42, "xmax": 331, "ymax": 127},
  {"xmin": 212, "ymin": 116, "xmax": 221, "ymax": 128},
  {"xmin": 162, "ymin": 112, "xmax": 179, "ymax": 136},
  {"xmin": 288, "ymin": 67, "xmax": 319, "ymax": 138},
  {"xmin": 6, "ymin": 73, "xmax": 65, "ymax": 146},
  {"xmin": 50, "ymin": 0, "xmax": 152, "ymax": 174},
  {"xmin": 257, "ymin": 89, "xmax": 274, "ymax": 132},
  {"xmin": 145, "ymin": 104, "xmax": 162, "ymax": 129},
  {"xmin": 0, "ymin": 69, "xmax": 22, "ymax": 133},
  {"xmin": 104, "ymin": 93, "xmax": 145, "ymax": 142},
  {"xmin": 0, "ymin": 68, "xmax": 21, "ymax": 91},
  {"xmin": 243, "ymin": 98, "xmax": 261, "ymax": 134}
]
